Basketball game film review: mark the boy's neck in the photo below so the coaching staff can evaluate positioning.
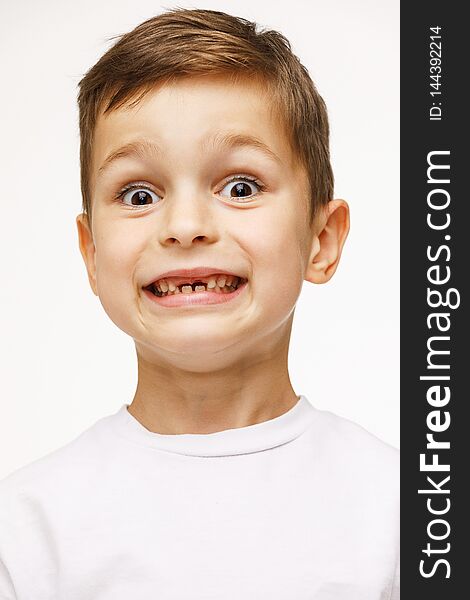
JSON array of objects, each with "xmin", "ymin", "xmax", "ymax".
[{"xmin": 128, "ymin": 343, "xmax": 298, "ymax": 435}]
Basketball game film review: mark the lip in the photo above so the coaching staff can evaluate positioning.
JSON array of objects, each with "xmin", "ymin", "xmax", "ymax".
[
  {"xmin": 143, "ymin": 279, "xmax": 248, "ymax": 308},
  {"xmin": 143, "ymin": 266, "xmax": 246, "ymax": 288}
]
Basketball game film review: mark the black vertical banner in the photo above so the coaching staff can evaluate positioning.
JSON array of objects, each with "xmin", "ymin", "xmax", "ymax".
[{"xmin": 401, "ymin": 2, "xmax": 468, "ymax": 597}]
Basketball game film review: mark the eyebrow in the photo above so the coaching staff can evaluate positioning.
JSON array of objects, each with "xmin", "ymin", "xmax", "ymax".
[{"xmin": 97, "ymin": 132, "xmax": 282, "ymax": 179}]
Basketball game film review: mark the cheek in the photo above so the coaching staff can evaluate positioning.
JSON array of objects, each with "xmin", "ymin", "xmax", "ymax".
[
  {"xmin": 94, "ymin": 228, "xmax": 143, "ymax": 329},
  {"xmin": 245, "ymin": 210, "xmax": 305, "ymax": 312}
]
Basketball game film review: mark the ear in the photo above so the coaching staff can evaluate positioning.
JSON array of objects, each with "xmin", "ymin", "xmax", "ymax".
[
  {"xmin": 76, "ymin": 213, "xmax": 98, "ymax": 296},
  {"xmin": 305, "ymin": 199, "xmax": 350, "ymax": 284}
]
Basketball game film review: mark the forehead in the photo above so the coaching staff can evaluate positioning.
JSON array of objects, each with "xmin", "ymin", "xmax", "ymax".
[{"xmin": 92, "ymin": 75, "xmax": 298, "ymax": 183}]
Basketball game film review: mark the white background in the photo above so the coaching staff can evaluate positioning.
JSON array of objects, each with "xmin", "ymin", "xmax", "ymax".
[{"xmin": 0, "ymin": 0, "xmax": 399, "ymax": 480}]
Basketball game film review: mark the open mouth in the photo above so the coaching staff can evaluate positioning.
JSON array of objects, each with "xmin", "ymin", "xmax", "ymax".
[{"xmin": 145, "ymin": 274, "xmax": 248, "ymax": 298}]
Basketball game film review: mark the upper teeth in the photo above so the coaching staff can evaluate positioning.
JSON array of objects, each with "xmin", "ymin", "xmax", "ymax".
[{"xmin": 152, "ymin": 275, "xmax": 242, "ymax": 295}]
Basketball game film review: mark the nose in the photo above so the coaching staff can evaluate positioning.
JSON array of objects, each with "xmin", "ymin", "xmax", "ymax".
[{"xmin": 157, "ymin": 187, "xmax": 219, "ymax": 248}]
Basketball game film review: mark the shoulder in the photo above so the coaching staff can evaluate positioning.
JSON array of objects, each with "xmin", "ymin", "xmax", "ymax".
[
  {"xmin": 301, "ymin": 406, "xmax": 400, "ymax": 563},
  {"xmin": 0, "ymin": 409, "xmax": 117, "ymax": 508},
  {"xmin": 323, "ymin": 408, "xmax": 397, "ymax": 452},
  {"xmin": 311, "ymin": 406, "xmax": 398, "ymax": 462},
  {"xmin": 304, "ymin": 406, "xmax": 399, "ymax": 495}
]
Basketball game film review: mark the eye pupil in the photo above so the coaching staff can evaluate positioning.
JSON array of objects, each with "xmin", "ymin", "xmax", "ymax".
[
  {"xmin": 231, "ymin": 182, "xmax": 252, "ymax": 197},
  {"xmin": 132, "ymin": 191, "xmax": 152, "ymax": 205}
]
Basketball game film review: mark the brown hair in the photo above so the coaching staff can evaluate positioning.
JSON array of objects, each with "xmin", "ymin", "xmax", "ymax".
[{"xmin": 77, "ymin": 7, "xmax": 334, "ymax": 226}]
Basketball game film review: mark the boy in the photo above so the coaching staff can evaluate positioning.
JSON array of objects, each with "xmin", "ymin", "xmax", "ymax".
[{"xmin": 0, "ymin": 8, "xmax": 399, "ymax": 599}]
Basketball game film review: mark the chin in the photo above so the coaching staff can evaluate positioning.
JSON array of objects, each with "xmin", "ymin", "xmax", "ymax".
[{"xmin": 138, "ymin": 333, "xmax": 249, "ymax": 372}]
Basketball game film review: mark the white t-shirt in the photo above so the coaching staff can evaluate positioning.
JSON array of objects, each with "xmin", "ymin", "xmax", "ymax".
[{"xmin": 0, "ymin": 396, "xmax": 399, "ymax": 599}]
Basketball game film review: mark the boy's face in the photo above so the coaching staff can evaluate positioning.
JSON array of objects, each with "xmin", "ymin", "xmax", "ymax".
[{"xmin": 77, "ymin": 75, "xmax": 345, "ymax": 370}]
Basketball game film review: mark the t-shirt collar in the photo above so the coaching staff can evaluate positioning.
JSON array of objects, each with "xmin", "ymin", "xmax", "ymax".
[{"xmin": 112, "ymin": 395, "xmax": 316, "ymax": 457}]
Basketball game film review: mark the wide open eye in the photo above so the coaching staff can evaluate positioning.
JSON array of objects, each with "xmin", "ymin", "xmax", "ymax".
[
  {"xmin": 219, "ymin": 176, "xmax": 263, "ymax": 200},
  {"xmin": 117, "ymin": 184, "xmax": 161, "ymax": 207}
]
